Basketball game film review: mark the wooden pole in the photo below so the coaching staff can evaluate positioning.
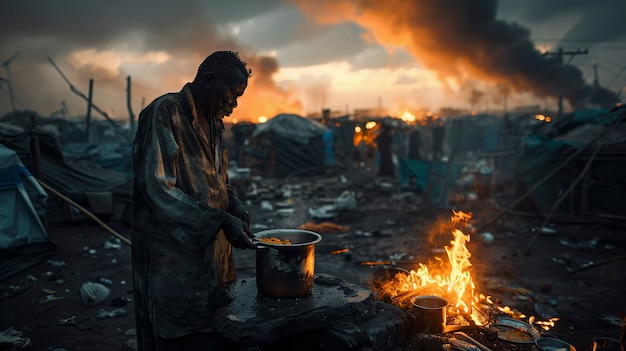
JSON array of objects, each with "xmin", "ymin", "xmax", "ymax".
[
  {"xmin": 126, "ymin": 75, "xmax": 135, "ymax": 138},
  {"xmin": 85, "ymin": 78, "xmax": 93, "ymax": 142}
]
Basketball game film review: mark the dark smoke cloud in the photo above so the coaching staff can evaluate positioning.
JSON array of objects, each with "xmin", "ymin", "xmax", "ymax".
[
  {"xmin": 0, "ymin": 0, "xmax": 300, "ymax": 121},
  {"xmin": 290, "ymin": 0, "xmax": 620, "ymax": 109}
]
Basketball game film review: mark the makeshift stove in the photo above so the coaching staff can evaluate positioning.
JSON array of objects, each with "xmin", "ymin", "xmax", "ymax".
[
  {"xmin": 212, "ymin": 211, "xmax": 564, "ymax": 351},
  {"xmin": 367, "ymin": 210, "xmax": 563, "ymax": 351},
  {"xmin": 212, "ymin": 274, "xmax": 412, "ymax": 350}
]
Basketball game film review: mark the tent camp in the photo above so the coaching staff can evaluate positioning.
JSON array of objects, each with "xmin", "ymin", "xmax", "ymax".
[
  {"xmin": 240, "ymin": 114, "xmax": 333, "ymax": 177},
  {"xmin": 0, "ymin": 144, "xmax": 56, "ymax": 281}
]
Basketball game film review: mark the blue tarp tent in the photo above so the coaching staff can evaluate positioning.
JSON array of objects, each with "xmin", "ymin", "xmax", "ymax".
[
  {"xmin": 398, "ymin": 158, "xmax": 464, "ymax": 205},
  {"xmin": 0, "ymin": 144, "xmax": 56, "ymax": 281}
]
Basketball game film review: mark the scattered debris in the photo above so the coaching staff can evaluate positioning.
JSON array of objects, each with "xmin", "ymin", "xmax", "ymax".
[
  {"xmin": 79, "ymin": 281, "xmax": 110, "ymax": 306},
  {"xmin": 96, "ymin": 308, "xmax": 127, "ymax": 318}
]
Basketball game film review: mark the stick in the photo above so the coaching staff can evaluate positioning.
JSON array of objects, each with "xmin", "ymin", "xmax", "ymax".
[
  {"xmin": 569, "ymin": 255, "xmax": 626, "ymax": 273},
  {"xmin": 38, "ymin": 180, "xmax": 132, "ymax": 246}
]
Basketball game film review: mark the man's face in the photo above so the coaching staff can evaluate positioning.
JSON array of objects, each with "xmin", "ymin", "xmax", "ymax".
[{"xmin": 210, "ymin": 68, "xmax": 248, "ymax": 118}]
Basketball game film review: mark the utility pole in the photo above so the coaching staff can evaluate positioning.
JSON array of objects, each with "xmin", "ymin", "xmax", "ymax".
[{"xmin": 543, "ymin": 47, "xmax": 588, "ymax": 117}]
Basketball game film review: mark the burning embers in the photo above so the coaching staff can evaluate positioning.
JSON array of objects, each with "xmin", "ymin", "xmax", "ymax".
[{"xmin": 371, "ymin": 210, "xmax": 558, "ymax": 333}]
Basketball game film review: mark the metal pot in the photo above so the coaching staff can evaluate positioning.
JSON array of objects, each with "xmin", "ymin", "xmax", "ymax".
[
  {"xmin": 411, "ymin": 295, "xmax": 448, "ymax": 334},
  {"xmin": 254, "ymin": 229, "xmax": 322, "ymax": 298}
]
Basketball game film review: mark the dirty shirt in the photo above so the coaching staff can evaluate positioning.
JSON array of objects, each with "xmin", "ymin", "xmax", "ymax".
[{"xmin": 131, "ymin": 83, "xmax": 233, "ymax": 340}]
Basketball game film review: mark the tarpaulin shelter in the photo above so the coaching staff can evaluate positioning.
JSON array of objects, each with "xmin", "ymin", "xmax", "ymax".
[
  {"xmin": 240, "ymin": 114, "xmax": 332, "ymax": 177},
  {"xmin": 446, "ymin": 114, "xmax": 502, "ymax": 154},
  {"xmin": 516, "ymin": 106, "xmax": 626, "ymax": 217},
  {"xmin": 0, "ymin": 144, "xmax": 56, "ymax": 280},
  {"xmin": 398, "ymin": 158, "xmax": 464, "ymax": 205},
  {"xmin": 0, "ymin": 121, "xmax": 132, "ymax": 222}
]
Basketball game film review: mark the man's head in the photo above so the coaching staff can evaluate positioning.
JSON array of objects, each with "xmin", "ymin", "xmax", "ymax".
[{"xmin": 192, "ymin": 51, "xmax": 252, "ymax": 118}]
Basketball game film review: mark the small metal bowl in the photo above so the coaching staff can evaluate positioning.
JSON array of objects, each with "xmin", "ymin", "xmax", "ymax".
[
  {"xmin": 492, "ymin": 316, "xmax": 541, "ymax": 343},
  {"xmin": 535, "ymin": 337, "xmax": 576, "ymax": 351}
]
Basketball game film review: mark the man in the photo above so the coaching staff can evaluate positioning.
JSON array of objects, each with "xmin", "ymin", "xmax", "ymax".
[
  {"xmin": 376, "ymin": 123, "xmax": 395, "ymax": 178},
  {"xmin": 131, "ymin": 51, "xmax": 255, "ymax": 351}
]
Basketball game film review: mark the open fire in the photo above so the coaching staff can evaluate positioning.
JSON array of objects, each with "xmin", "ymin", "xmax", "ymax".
[{"xmin": 373, "ymin": 210, "xmax": 559, "ymax": 331}]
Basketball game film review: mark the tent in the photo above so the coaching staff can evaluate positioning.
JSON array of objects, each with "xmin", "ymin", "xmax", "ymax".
[
  {"xmin": 0, "ymin": 122, "xmax": 133, "ymax": 222},
  {"xmin": 516, "ymin": 106, "xmax": 626, "ymax": 216},
  {"xmin": 240, "ymin": 114, "xmax": 332, "ymax": 177},
  {"xmin": 0, "ymin": 144, "xmax": 56, "ymax": 281}
]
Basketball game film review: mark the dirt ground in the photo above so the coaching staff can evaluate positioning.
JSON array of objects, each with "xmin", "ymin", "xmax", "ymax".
[{"xmin": 1, "ymin": 165, "xmax": 625, "ymax": 351}]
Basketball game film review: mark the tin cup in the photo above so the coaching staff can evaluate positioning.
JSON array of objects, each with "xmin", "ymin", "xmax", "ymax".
[{"xmin": 411, "ymin": 295, "xmax": 448, "ymax": 334}]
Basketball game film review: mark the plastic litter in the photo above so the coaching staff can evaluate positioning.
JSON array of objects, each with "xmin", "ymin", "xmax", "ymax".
[
  {"xmin": 96, "ymin": 308, "xmax": 126, "ymax": 318},
  {"xmin": 58, "ymin": 316, "xmax": 76, "ymax": 326},
  {"xmin": 103, "ymin": 239, "xmax": 122, "ymax": 250},
  {"xmin": 0, "ymin": 327, "xmax": 31, "ymax": 350},
  {"xmin": 308, "ymin": 204, "xmax": 336, "ymax": 219},
  {"xmin": 47, "ymin": 260, "xmax": 67, "ymax": 267},
  {"xmin": 480, "ymin": 232, "xmax": 494, "ymax": 245},
  {"xmin": 0, "ymin": 327, "xmax": 24, "ymax": 343},
  {"xmin": 260, "ymin": 201, "xmax": 273, "ymax": 211},
  {"xmin": 334, "ymin": 190, "xmax": 357, "ymax": 211},
  {"xmin": 540, "ymin": 226, "xmax": 558, "ymax": 235},
  {"xmin": 80, "ymin": 282, "xmax": 111, "ymax": 306},
  {"xmin": 39, "ymin": 295, "xmax": 66, "ymax": 303}
]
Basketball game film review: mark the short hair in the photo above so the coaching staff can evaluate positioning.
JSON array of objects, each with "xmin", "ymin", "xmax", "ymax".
[{"xmin": 194, "ymin": 51, "xmax": 252, "ymax": 83}]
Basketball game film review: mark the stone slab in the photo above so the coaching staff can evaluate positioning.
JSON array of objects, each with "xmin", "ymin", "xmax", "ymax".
[{"xmin": 212, "ymin": 274, "xmax": 406, "ymax": 346}]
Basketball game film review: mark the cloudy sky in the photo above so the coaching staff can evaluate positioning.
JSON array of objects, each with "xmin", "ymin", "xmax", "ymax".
[{"xmin": 1, "ymin": 0, "xmax": 625, "ymax": 123}]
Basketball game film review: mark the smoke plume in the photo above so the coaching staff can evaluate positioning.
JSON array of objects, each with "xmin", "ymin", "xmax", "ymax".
[{"xmin": 290, "ymin": 0, "xmax": 619, "ymax": 110}]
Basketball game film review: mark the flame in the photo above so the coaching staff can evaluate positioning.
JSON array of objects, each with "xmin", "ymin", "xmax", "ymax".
[
  {"xmin": 375, "ymin": 209, "xmax": 560, "ymax": 331},
  {"xmin": 529, "ymin": 316, "xmax": 561, "ymax": 331},
  {"xmin": 379, "ymin": 210, "xmax": 476, "ymax": 315}
]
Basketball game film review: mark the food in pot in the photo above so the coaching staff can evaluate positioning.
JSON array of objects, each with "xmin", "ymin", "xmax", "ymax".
[{"xmin": 258, "ymin": 237, "xmax": 292, "ymax": 245}]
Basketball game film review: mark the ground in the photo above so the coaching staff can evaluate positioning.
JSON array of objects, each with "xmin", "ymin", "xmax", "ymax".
[{"xmin": 1, "ymin": 165, "xmax": 625, "ymax": 351}]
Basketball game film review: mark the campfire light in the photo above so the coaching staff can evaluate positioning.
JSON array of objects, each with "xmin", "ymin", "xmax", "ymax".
[
  {"xmin": 376, "ymin": 210, "xmax": 559, "ymax": 331},
  {"xmin": 379, "ymin": 210, "xmax": 477, "ymax": 317}
]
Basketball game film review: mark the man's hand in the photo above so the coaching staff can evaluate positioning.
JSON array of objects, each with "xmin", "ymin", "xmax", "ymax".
[
  {"xmin": 221, "ymin": 214, "xmax": 255, "ymax": 250},
  {"xmin": 230, "ymin": 201, "xmax": 251, "ymax": 233}
]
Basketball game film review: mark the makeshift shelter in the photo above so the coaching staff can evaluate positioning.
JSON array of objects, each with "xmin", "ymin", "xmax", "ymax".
[
  {"xmin": 0, "ymin": 121, "xmax": 132, "ymax": 222},
  {"xmin": 0, "ymin": 144, "xmax": 56, "ymax": 281},
  {"xmin": 516, "ymin": 106, "xmax": 626, "ymax": 217},
  {"xmin": 446, "ymin": 114, "xmax": 502, "ymax": 154},
  {"xmin": 398, "ymin": 158, "xmax": 464, "ymax": 205},
  {"xmin": 240, "ymin": 114, "xmax": 332, "ymax": 177},
  {"xmin": 324, "ymin": 116, "xmax": 358, "ymax": 163}
]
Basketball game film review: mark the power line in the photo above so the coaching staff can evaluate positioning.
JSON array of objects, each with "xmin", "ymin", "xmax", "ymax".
[
  {"xmin": 532, "ymin": 38, "xmax": 626, "ymax": 43},
  {"xmin": 588, "ymin": 54, "xmax": 624, "ymax": 70}
]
